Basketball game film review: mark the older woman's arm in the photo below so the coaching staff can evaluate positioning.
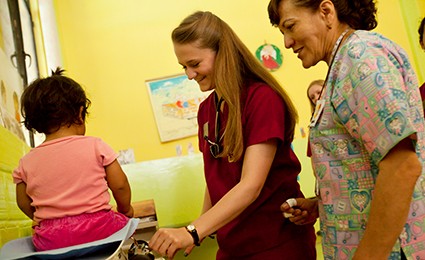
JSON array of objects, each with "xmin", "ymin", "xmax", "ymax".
[{"xmin": 354, "ymin": 137, "xmax": 422, "ymax": 259}]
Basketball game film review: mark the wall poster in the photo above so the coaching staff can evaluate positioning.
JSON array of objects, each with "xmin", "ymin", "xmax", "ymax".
[
  {"xmin": 0, "ymin": 1, "xmax": 26, "ymax": 143},
  {"xmin": 0, "ymin": 0, "xmax": 39, "ymax": 146},
  {"xmin": 146, "ymin": 74, "xmax": 210, "ymax": 142}
]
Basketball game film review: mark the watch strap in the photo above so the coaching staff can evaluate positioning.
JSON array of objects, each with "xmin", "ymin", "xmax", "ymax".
[{"xmin": 185, "ymin": 224, "xmax": 200, "ymax": 246}]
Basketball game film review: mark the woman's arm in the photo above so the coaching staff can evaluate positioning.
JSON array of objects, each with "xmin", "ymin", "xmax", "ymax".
[
  {"xmin": 106, "ymin": 159, "xmax": 133, "ymax": 217},
  {"xmin": 353, "ymin": 137, "xmax": 421, "ymax": 259},
  {"xmin": 16, "ymin": 182, "xmax": 35, "ymax": 220},
  {"xmin": 202, "ymin": 186, "xmax": 212, "ymax": 214},
  {"xmin": 149, "ymin": 139, "xmax": 277, "ymax": 259}
]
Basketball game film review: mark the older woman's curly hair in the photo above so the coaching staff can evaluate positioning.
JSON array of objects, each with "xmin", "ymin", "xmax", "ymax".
[{"xmin": 268, "ymin": 0, "xmax": 377, "ymax": 31}]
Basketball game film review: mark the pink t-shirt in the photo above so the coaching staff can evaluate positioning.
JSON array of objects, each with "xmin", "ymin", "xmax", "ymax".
[{"xmin": 13, "ymin": 136, "xmax": 117, "ymax": 223}]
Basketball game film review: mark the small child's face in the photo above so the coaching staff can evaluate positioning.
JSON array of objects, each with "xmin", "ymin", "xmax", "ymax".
[{"xmin": 308, "ymin": 84, "xmax": 323, "ymax": 105}]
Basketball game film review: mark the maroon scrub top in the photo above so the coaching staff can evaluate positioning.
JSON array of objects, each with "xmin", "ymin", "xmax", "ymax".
[
  {"xmin": 307, "ymin": 139, "xmax": 312, "ymax": 157},
  {"xmin": 197, "ymin": 81, "xmax": 316, "ymax": 259}
]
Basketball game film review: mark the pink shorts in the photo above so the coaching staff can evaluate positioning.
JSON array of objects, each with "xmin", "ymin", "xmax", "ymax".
[{"xmin": 33, "ymin": 210, "xmax": 129, "ymax": 251}]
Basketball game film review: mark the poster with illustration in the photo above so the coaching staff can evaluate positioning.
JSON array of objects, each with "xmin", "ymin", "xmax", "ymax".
[
  {"xmin": 146, "ymin": 74, "xmax": 210, "ymax": 142},
  {"xmin": 0, "ymin": 2, "xmax": 25, "ymax": 143},
  {"xmin": 0, "ymin": 0, "xmax": 39, "ymax": 146}
]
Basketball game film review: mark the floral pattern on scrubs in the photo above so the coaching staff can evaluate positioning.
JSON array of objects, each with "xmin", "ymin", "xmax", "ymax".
[{"xmin": 310, "ymin": 30, "xmax": 425, "ymax": 260}]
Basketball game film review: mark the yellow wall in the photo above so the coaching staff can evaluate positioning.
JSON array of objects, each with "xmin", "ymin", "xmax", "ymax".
[
  {"xmin": 399, "ymin": 0, "xmax": 425, "ymax": 83},
  {"xmin": 50, "ymin": 0, "xmax": 420, "ymax": 162},
  {"xmin": 48, "ymin": 0, "xmax": 422, "ymax": 195},
  {"xmin": 0, "ymin": 127, "xmax": 31, "ymax": 247},
  {"xmin": 48, "ymin": 0, "xmax": 423, "ymax": 197},
  {"xmin": 0, "ymin": 0, "xmax": 419, "ymax": 250},
  {"xmin": 50, "ymin": 0, "xmax": 324, "ymax": 162}
]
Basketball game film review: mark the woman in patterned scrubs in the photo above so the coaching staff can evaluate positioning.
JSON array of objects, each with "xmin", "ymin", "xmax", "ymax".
[{"xmin": 268, "ymin": 0, "xmax": 425, "ymax": 259}]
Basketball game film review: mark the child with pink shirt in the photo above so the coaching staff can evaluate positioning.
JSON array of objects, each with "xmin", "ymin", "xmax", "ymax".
[{"xmin": 13, "ymin": 67, "xmax": 134, "ymax": 251}]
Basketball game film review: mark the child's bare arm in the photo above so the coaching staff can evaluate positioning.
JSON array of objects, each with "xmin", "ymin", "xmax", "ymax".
[
  {"xmin": 105, "ymin": 159, "xmax": 133, "ymax": 217},
  {"xmin": 16, "ymin": 182, "xmax": 35, "ymax": 219}
]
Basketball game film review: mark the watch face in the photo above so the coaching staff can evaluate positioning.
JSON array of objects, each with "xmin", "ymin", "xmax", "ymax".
[{"xmin": 187, "ymin": 224, "xmax": 195, "ymax": 232}]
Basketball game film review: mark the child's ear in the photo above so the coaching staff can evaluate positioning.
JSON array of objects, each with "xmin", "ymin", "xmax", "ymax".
[{"xmin": 78, "ymin": 106, "xmax": 85, "ymax": 124}]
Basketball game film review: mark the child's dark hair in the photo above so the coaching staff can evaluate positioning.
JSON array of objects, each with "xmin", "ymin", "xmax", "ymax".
[{"xmin": 21, "ymin": 67, "xmax": 91, "ymax": 134}]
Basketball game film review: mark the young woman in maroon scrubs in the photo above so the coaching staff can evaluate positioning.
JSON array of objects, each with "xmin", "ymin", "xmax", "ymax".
[{"xmin": 149, "ymin": 11, "xmax": 316, "ymax": 260}]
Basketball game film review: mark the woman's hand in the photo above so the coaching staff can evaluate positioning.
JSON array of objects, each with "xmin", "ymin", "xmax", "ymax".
[
  {"xmin": 149, "ymin": 227, "xmax": 195, "ymax": 259},
  {"xmin": 281, "ymin": 197, "xmax": 319, "ymax": 225}
]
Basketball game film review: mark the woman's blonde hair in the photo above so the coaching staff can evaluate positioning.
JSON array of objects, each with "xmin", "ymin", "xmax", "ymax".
[{"xmin": 172, "ymin": 11, "xmax": 298, "ymax": 162}]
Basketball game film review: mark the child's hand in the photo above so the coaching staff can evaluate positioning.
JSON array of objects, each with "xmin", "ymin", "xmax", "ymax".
[
  {"xmin": 114, "ymin": 204, "xmax": 134, "ymax": 217},
  {"xmin": 123, "ymin": 205, "xmax": 134, "ymax": 218}
]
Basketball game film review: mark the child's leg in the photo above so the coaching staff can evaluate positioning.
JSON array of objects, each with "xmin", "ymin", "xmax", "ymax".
[{"xmin": 33, "ymin": 210, "xmax": 129, "ymax": 251}]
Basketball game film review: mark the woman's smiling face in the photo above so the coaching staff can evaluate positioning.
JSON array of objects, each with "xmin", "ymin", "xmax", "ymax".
[
  {"xmin": 276, "ymin": 0, "xmax": 330, "ymax": 68},
  {"xmin": 173, "ymin": 41, "xmax": 216, "ymax": 92}
]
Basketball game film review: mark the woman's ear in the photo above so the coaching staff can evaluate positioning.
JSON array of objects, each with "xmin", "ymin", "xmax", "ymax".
[{"xmin": 319, "ymin": 0, "xmax": 336, "ymax": 29}]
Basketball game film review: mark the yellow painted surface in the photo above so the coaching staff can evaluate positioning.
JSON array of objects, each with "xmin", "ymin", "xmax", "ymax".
[
  {"xmin": 0, "ymin": 126, "xmax": 31, "ymax": 248},
  {"xmin": 398, "ymin": 0, "xmax": 425, "ymax": 84},
  {"xmin": 47, "ymin": 2, "xmax": 419, "ymax": 257},
  {"xmin": 0, "ymin": 0, "xmax": 421, "ymax": 256},
  {"xmin": 50, "ymin": 0, "xmax": 421, "ymax": 162},
  {"xmin": 51, "ymin": 0, "xmax": 326, "ymax": 162}
]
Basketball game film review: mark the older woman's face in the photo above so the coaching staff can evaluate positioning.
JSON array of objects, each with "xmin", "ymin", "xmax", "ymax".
[{"xmin": 276, "ymin": 0, "xmax": 329, "ymax": 68}]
